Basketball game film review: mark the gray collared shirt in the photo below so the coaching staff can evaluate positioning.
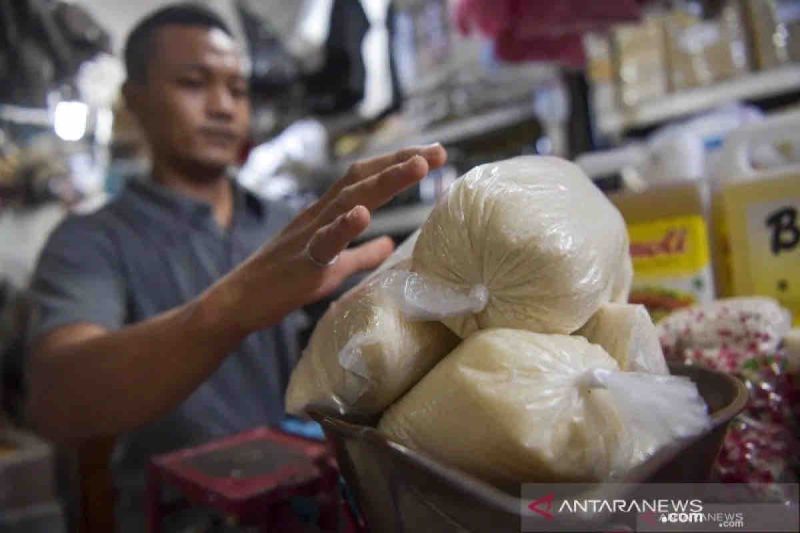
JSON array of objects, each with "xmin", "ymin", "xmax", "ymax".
[{"xmin": 27, "ymin": 177, "xmax": 304, "ymax": 528}]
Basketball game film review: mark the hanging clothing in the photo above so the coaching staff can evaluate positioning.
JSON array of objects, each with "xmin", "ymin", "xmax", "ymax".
[
  {"xmin": 455, "ymin": 0, "xmax": 641, "ymax": 67},
  {"xmin": 305, "ymin": 0, "xmax": 370, "ymax": 114},
  {"xmin": 0, "ymin": 0, "xmax": 109, "ymax": 106}
]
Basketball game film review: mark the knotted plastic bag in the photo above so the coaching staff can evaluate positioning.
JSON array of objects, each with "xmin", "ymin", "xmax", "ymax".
[
  {"xmin": 378, "ymin": 329, "xmax": 709, "ymax": 487},
  {"xmin": 410, "ymin": 156, "xmax": 629, "ymax": 337}
]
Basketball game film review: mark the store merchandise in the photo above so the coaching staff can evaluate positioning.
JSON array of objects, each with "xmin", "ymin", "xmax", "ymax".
[
  {"xmin": 611, "ymin": 18, "xmax": 669, "ymax": 107},
  {"xmin": 577, "ymin": 303, "xmax": 669, "ymax": 374},
  {"xmin": 237, "ymin": 119, "xmax": 329, "ymax": 206},
  {"xmin": 0, "ymin": 0, "xmax": 109, "ymax": 107},
  {"xmin": 715, "ymin": 416, "xmax": 798, "ymax": 499},
  {"xmin": 578, "ymin": 106, "xmax": 771, "ymax": 321},
  {"xmin": 583, "ymin": 32, "xmax": 617, "ymax": 118},
  {"xmin": 411, "ymin": 156, "xmax": 629, "ymax": 337},
  {"xmin": 613, "ymin": 182, "xmax": 715, "ymax": 321},
  {"xmin": 644, "ymin": 104, "xmax": 763, "ymax": 180},
  {"xmin": 744, "ymin": 0, "xmax": 800, "ymax": 70},
  {"xmin": 662, "ymin": 1, "xmax": 749, "ymax": 91},
  {"xmin": 786, "ymin": 329, "xmax": 800, "ymax": 373},
  {"xmin": 358, "ymin": 0, "xmax": 402, "ymax": 119},
  {"xmin": 236, "ymin": 1, "xmax": 300, "ymax": 96},
  {"xmin": 454, "ymin": 0, "xmax": 640, "ymax": 67},
  {"xmin": 378, "ymin": 329, "xmax": 710, "ymax": 487},
  {"xmin": 303, "ymin": 0, "xmax": 370, "ymax": 115},
  {"xmin": 738, "ymin": 353, "xmax": 798, "ymax": 428},
  {"xmin": 390, "ymin": 0, "xmax": 453, "ymax": 98},
  {"xmin": 285, "ymin": 263, "xmax": 459, "ymax": 417},
  {"xmin": 574, "ymin": 143, "xmax": 648, "ymax": 192},
  {"xmin": 663, "ymin": 8, "xmax": 709, "ymax": 91},
  {"xmin": 658, "ymin": 297, "xmax": 792, "ymax": 372},
  {"xmin": 713, "ymin": 111, "xmax": 800, "ymax": 325},
  {"xmin": 293, "ymin": 0, "xmax": 401, "ymax": 119},
  {"xmin": 656, "ymin": 298, "xmax": 798, "ymax": 490},
  {"xmin": 577, "ymin": 139, "xmax": 712, "ymax": 323},
  {"xmin": 713, "ymin": 0, "xmax": 751, "ymax": 79}
]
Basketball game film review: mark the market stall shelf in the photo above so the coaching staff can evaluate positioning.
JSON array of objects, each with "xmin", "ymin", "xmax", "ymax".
[{"xmin": 597, "ymin": 64, "xmax": 800, "ymax": 136}]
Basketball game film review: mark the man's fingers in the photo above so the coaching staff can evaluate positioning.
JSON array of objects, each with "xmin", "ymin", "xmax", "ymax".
[
  {"xmin": 293, "ymin": 144, "xmax": 447, "ymax": 231},
  {"xmin": 346, "ymin": 143, "xmax": 447, "ymax": 183},
  {"xmin": 306, "ymin": 205, "xmax": 371, "ymax": 265},
  {"xmin": 318, "ymin": 155, "xmax": 429, "ymax": 227},
  {"xmin": 346, "ymin": 154, "xmax": 429, "ymax": 212},
  {"xmin": 336, "ymin": 236, "xmax": 395, "ymax": 274}
]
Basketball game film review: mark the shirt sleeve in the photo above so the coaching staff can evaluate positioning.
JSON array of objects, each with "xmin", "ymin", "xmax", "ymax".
[{"xmin": 27, "ymin": 215, "xmax": 127, "ymax": 343}]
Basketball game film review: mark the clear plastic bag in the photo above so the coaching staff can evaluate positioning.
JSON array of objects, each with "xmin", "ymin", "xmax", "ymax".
[
  {"xmin": 410, "ymin": 156, "xmax": 630, "ymax": 338},
  {"xmin": 367, "ymin": 229, "xmax": 419, "ymax": 280},
  {"xmin": 580, "ymin": 367, "xmax": 710, "ymax": 460},
  {"xmin": 285, "ymin": 239, "xmax": 459, "ymax": 417},
  {"xmin": 379, "ymin": 269, "xmax": 489, "ymax": 321},
  {"xmin": 577, "ymin": 303, "xmax": 669, "ymax": 374},
  {"xmin": 378, "ymin": 329, "xmax": 710, "ymax": 487}
]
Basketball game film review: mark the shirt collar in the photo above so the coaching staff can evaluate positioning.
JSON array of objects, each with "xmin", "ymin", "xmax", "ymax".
[{"xmin": 127, "ymin": 176, "xmax": 266, "ymax": 221}]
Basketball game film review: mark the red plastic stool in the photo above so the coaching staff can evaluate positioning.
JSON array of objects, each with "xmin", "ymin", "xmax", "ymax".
[{"xmin": 146, "ymin": 426, "xmax": 361, "ymax": 532}]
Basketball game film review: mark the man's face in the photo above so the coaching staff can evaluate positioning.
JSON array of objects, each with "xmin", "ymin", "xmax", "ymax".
[{"xmin": 127, "ymin": 25, "xmax": 250, "ymax": 175}]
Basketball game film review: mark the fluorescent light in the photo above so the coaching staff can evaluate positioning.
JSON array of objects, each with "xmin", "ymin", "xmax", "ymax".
[{"xmin": 54, "ymin": 101, "xmax": 89, "ymax": 141}]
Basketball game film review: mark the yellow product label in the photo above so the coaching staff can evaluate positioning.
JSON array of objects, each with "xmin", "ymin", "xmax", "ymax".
[
  {"xmin": 711, "ymin": 193, "xmax": 734, "ymax": 297},
  {"xmin": 721, "ymin": 173, "xmax": 800, "ymax": 325},
  {"xmin": 628, "ymin": 215, "xmax": 710, "ymax": 277},
  {"xmin": 626, "ymin": 215, "xmax": 714, "ymax": 322}
]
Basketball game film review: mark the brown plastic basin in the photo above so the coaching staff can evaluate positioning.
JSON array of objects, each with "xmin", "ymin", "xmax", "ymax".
[{"xmin": 309, "ymin": 364, "xmax": 748, "ymax": 533}]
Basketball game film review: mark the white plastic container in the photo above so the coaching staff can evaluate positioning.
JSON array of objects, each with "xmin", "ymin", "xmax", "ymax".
[{"xmin": 713, "ymin": 110, "xmax": 800, "ymax": 324}]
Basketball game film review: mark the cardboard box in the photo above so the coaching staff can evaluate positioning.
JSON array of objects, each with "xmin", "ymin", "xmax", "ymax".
[
  {"xmin": 744, "ymin": 0, "xmax": 800, "ymax": 69},
  {"xmin": 612, "ymin": 19, "xmax": 669, "ymax": 107},
  {"xmin": 663, "ymin": 1, "xmax": 749, "ymax": 91}
]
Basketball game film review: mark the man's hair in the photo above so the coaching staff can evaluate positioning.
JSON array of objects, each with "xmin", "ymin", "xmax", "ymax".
[{"xmin": 123, "ymin": 2, "xmax": 232, "ymax": 83}]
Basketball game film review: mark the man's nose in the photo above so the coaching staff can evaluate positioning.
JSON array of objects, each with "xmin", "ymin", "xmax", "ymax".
[{"xmin": 207, "ymin": 84, "xmax": 235, "ymax": 119}]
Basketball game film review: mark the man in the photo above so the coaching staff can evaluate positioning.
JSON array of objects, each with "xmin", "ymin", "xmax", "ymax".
[{"xmin": 24, "ymin": 4, "xmax": 446, "ymax": 530}]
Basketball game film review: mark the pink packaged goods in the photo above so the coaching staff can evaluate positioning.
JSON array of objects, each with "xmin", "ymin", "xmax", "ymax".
[
  {"xmin": 658, "ymin": 297, "xmax": 792, "ymax": 372},
  {"xmin": 657, "ymin": 297, "xmax": 799, "ymax": 491}
]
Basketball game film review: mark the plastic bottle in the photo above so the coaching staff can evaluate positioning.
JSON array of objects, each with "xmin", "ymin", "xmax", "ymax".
[{"xmin": 713, "ymin": 110, "xmax": 800, "ymax": 325}]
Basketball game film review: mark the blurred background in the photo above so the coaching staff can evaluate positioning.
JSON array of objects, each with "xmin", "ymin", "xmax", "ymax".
[{"xmin": 1, "ymin": 0, "xmax": 799, "ymax": 531}]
